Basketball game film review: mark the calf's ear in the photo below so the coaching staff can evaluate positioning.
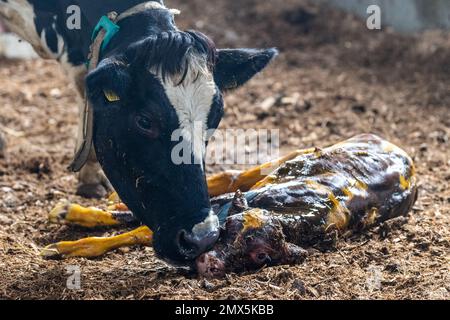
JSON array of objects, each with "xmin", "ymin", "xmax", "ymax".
[
  {"xmin": 213, "ymin": 48, "xmax": 278, "ymax": 91},
  {"xmin": 86, "ymin": 59, "xmax": 131, "ymax": 105}
]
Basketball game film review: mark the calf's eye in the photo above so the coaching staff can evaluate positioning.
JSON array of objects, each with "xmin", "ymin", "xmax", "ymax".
[
  {"xmin": 257, "ymin": 252, "xmax": 270, "ymax": 263},
  {"xmin": 250, "ymin": 250, "xmax": 271, "ymax": 265}
]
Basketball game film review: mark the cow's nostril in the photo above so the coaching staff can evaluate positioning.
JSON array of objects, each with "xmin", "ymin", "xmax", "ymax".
[
  {"xmin": 177, "ymin": 230, "xmax": 200, "ymax": 258},
  {"xmin": 177, "ymin": 229, "xmax": 219, "ymax": 260}
]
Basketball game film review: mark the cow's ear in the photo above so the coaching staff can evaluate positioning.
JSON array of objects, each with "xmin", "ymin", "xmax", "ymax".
[
  {"xmin": 213, "ymin": 48, "xmax": 278, "ymax": 91},
  {"xmin": 86, "ymin": 59, "xmax": 131, "ymax": 105}
]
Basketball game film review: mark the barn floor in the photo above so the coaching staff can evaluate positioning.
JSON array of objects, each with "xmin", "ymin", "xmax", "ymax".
[{"xmin": 0, "ymin": 0, "xmax": 449, "ymax": 300}]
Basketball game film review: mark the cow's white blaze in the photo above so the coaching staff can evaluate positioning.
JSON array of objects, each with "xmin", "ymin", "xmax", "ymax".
[{"xmin": 162, "ymin": 56, "xmax": 216, "ymax": 170}]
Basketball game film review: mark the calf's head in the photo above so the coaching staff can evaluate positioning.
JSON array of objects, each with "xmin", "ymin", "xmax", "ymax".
[
  {"xmin": 196, "ymin": 209, "xmax": 308, "ymax": 278},
  {"xmin": 86, "ymin": 31, "xmax": 277, "ymax": 264}
]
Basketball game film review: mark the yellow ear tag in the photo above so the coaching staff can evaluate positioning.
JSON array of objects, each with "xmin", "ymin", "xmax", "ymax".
[{"xmin": 104, "ymin": 90, "xmax": 120, "ymax": 102}]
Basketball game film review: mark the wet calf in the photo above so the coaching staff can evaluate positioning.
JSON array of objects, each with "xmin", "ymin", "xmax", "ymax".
[{"xmin": 197, "ymin": 134, "xmax": 418, "ymax": 277}]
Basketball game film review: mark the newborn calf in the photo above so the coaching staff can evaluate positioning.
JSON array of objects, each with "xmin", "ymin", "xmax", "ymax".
[{"xmin": 197, "ymin": 134, "xmax": 418, "ymax": 277}]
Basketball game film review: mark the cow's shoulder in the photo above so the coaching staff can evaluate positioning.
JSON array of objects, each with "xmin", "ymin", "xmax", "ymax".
[{"xmin": 0, "ymin": 0, "xmax": 65, "ymax": 59}]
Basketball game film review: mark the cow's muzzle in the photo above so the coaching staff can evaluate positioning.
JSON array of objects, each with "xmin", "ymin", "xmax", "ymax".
[
  {"xmin": 177, "ymin": 228, "xmax": 220, "ymax": 260},
  {"xmin": 176, "ymin": 210, "xmax": 220, "ymax": 259}
]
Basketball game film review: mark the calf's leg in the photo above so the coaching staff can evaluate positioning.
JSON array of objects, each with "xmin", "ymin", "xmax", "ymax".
[
  {"xmin": 42, "ymin": 201, "xmax": 146, "ymax": 258},
  {"xmin": 208, "ymin": 148, "xmax": 314, "ymax": 197},
  {"xmin": 48, "ymin": 201, "xmax": 137, "ymax": 228},
  {"xmin": 41, "ymin": 226, "xmax": 152, "ymax": 259}
]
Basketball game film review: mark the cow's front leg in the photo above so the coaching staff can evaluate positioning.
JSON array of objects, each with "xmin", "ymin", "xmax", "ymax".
[
  {"xmin": 0, "ymin": 130, "xmax": 6, "ymax": 158},
  {"xmin": 69, "ymin": 65, "xmax": 113, "ymax": 199},
  {"xmin": 76, "ymin": 149, "xmax": 113, "ymax": 198},
  {"xmin": 74, "ymin": 100, "xmax": 113, "ymax": 198},
  {"xmin": 41, "ymin": 226, "xmax": 153, "ymax": 259}
]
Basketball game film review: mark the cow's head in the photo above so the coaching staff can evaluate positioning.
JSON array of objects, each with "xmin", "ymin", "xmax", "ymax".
[{"xmin": 86, "ymin": 30, "xmax": 277, "ymax": 264}]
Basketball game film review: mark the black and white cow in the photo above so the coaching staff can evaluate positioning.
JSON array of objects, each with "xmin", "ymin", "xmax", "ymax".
[{"xmin": 0, "ymin": 0, "xmax": 277, "ymax": 264}]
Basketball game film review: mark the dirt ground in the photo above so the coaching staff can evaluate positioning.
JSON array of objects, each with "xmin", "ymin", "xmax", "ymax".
[{"xmin": 0, "ymin": 0, "xmax": 449, "ymax": 300}]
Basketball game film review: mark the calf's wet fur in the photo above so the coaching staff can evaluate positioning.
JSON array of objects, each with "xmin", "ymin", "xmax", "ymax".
[{"xmin": 196, "ymin": 134, "xmax": 418, "ymax": 277}]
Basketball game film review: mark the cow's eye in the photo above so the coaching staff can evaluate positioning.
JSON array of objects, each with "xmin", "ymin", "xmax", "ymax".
[
  {"xmin": 136, "ymin": 115, "xmax": 151, "ymax": 130},
  {"xmin": 135, "ymin": 114, "xmax": 159, "ymax": 138},
  {"xmin": 103, "ymin": 90, "xmax": 120, "ymax": 102}
]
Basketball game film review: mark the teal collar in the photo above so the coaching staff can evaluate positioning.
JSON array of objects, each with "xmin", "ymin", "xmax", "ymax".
[
  {"xmin": 86, "ymin": 2, "xmax": 180, "ymax": 67},
  {"xmin": 92, "ymin": 15, "xmax": 121, "ymax": 53}
]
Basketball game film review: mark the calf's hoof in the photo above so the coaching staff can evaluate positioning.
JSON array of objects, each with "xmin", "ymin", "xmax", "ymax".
[
  {"xmin": 76, "ymin": 183, "xmax": 109, "ymax": 199},
  {"xmin": 40, "ymin": 240, "xmax": 106, "ymax": 259},
  {"xmin": 48, "ymin": 201, "xmax": 70, "ymax": 225}
]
